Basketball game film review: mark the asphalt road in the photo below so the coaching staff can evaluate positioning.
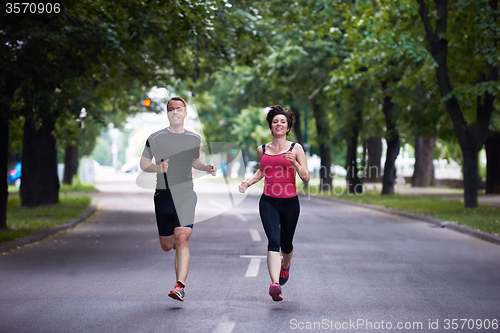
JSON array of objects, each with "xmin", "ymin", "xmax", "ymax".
[{"xmin": 1, "ymin": 176, "xmax": 499, "ymax": 333}]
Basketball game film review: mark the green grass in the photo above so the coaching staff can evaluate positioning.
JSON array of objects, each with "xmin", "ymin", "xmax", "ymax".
[
  {"xmin": 8, "ymin": 182, "xmax": 95, "ymax": 194},
  {"xmin": 306, "ymin": 185, "xmax": 500, "ymax": 235},
  {"xmin": 60, "ymin": 182, "xmax": 96, "ymax": 192},
  {"xmin": 1, "ymin": 195, "xmax": 92, "ymax": 244}
]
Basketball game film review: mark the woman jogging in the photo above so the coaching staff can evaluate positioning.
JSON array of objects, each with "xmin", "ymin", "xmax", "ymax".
[{"xmin": 238, "ymin": 105, "xmax": 309, "ymax": 301}]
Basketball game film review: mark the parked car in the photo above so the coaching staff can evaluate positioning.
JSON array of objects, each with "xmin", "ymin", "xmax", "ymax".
[
  {"xmin": 7, "ymin": 162, "xmax": 21, "ymax": 187},
  {"xmin": 331, "ymin": 164, "xmax": 347, "ymax": 177},
  {"xmin": 121, "ymin": 157, "xmax": 141, "ymax": 173},
  {"xmin": 244, "ymin": 161, "xmax": 259, "ymax": 179}
]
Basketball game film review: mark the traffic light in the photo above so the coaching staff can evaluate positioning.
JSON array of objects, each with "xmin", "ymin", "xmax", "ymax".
[{"xmin": 143, "ymin": 99, "xmax": 151, "ymax": 107}]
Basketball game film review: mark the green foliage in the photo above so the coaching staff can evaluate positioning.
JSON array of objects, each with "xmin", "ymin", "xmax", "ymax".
[
  {"xmin": 90, "ymin": 136, "xmax": 112, "ymax": 166},
  {"xmin": 7, "ymin": 117, "xmax": 24, "ymax": 162},
  {"xmin": 330, "ymin": 0, "xmax": 440, "ymax": 141},
  {"xmin": 231, "ymin": 107, "xmax": 272, "ymax": 149},
  {"xmin": 435, "ymin": 138, "xmax": 463, "ymax": 165},
  {"xmin": 60, "ymin": 179, "xmax": 96, "ymax": 193}
]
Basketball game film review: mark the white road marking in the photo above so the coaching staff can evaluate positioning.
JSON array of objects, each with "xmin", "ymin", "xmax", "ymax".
[
  {"xmin": 213, "ymin": 320, "xmax": 236, "ymax": 333},
  {"xmin": 236, "ymin": 214, "xmax": 248, "ymax": 222},
  {"xmin": 210, "ymin": 200, "xmax": 230, "ymax": 210},
  {"xmin": 249, "ymin": 229, "xmax": 261, "ymax": 242},
  {"xmin": 245, "ymin": 258, "xmax": 261, "ymax": 277},
  {"xmin": 239, "ymin": 255, "xmax": 267, "ymax": 258}
]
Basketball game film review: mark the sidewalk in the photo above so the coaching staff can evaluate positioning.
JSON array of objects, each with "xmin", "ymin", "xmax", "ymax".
[
  {"xmin": 308, "ymin": 178, "xmax": 500, "ymax": 208},
  {"xmin": 364, "ymin": 183, "xmax": 500, "ymax": 208}
]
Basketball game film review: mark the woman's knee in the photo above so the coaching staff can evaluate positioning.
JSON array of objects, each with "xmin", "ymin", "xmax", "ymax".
[
  {"xmin": 281, "ymin": 244, "xmax": 293, "ymax": 255},
  {"xmin": 267, "ymin": 238, "xmax": 280, "ymax": 252}
]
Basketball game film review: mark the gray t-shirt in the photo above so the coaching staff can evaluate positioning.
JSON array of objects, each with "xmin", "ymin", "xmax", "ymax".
[{"xmin": 142, "ymin": 128, "xmax": 201, "ymax": 189}]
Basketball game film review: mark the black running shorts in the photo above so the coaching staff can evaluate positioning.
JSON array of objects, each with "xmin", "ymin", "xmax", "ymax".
[{"xmin": 153, "ymin": 188, "xmax": 196, "ymax": 237}]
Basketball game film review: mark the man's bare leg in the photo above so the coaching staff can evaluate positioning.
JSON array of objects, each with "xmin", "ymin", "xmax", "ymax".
[
  {"xmin": 173, "ymin": 226, "xmax": 193, "ymax": 284},
  {"xmin": 159, "ymin": 235, "xmax": 175, "ymax": 252}
]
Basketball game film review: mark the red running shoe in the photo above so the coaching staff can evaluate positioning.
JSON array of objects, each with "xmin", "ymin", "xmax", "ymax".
[
  {"xmin": 168, "ymin": 282, "xmax": 185, "ymax": 301},
  {"xmin": 269, "ymin": 282, "xmax": 283, "ymax": 301},
  {"xmin": 279, "ymin": 260, "xmax": 291, "ymax": 286}
]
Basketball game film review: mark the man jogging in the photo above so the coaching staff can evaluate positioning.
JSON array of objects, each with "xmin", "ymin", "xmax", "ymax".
[{"xmin": 140, "ymin": 96, "xmax": 216, "ymax": 301}]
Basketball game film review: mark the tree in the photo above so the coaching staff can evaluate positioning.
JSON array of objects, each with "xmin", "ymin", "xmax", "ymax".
[
  {"xmin": 332, "ymin": 0, "xmax": 413, "ymax": 195},
  {"xmin": 401, "ymin": 84, "xmax": 448, "ymax": 187},
  {"xmin": 344, "ymin": 92, "xmax": 364, "ymax": 195},
  {"xmin": 380, "ymin": 81, "xmax": 401, "ymax": 195},
  {"xmin": 0, "ymin": 76, "xmax": 18, "ymax": 229},
  {"xmin": 416, "ymin": 0, "xmax": 499, "ymax": 207},
  {"xmin": 251, "ymin": 0, "xmax": 348, "ymax": 189},
  {"xmin": 413, "ymin": 137, "xmax": 436, "ymax": 187},
  {"xmin": 311, "ymin": 97, "xmax": 334, "ymax": 190},
  {"xmin": 485, "ymin": 130, "xmax": 500, "ymax": 193},
  {"xmin": 0, "ymin": 0, "xmax": 253, "ymax": 228},
  {"xmin": 362, "ymin": 137, "xmax": 383, "ymax": 182}
]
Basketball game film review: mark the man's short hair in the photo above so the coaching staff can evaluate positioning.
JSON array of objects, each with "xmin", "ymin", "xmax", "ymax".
[{"xmin": 167, "ymin": 97, "xmax": 187, "ymax": 110}]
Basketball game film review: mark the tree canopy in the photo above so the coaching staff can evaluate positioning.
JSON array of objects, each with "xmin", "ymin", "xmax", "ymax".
[{"xmin": 2, "ymin": 0, "xmax": 499, "ymax": 231}]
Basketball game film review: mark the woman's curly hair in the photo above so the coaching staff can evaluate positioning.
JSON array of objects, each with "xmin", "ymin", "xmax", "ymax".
[{"xmin": 266, "ymin": 105, "xmax": 295, "ymax": 135}]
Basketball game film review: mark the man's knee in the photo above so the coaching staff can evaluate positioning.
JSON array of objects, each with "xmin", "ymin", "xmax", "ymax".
[
  {"xmin": 174, "ymin": 227, "xmax": 192, "ymax": 248},
  {"xmin": 175, "ymin": 234, "xmax": 190, "ymax": 248}
]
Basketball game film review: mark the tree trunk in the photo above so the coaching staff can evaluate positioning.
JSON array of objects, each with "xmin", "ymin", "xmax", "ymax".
[
  {"xmin": 363, "ymin": 137, "xmax": 382, "ymax": 182},
  {"xmin": 485, "ymin": 131, "xmax": 500, "ymax": 194},
  {"xmin": 430, "ymin": 162, "xmax": 437, "ymax": 187},
  {"xmin": 63, "ymin": 141, "xmax": 79, "ymax": 185},
  {"xmin": 0, "ymin": 112, "xmax": 8, "ymax": 230},
  {"xmin": 412, "ymin": 136, "xmax": 436, "ymax": 187},
  {"xmin": 242, "ymin": 146, "xmax": 250, "ymax": 178},
  {"xmin": 0, "ymin": 78, "xmax": 17, "ymax": 230},
  {"xmin": 20, "ymin": 114, "xmax": 60, "ymax": 207},
  {"xmin": 381, "ymin": 86, "xmax": 400, "ymax": 195},
  {"xmin": 290, "ymin": 105, "xmax": 304, "ymax": 146},
  {"xmin": 346, "ymin": 108, "xmax": 363, "ymax": 194},
  {"xmin": 311, "ymin": 99, "xmax": 332, "ymax": 190},
  {"xmin": 462, "ymin": 145, "xmax": 479, "ymax": 208}
]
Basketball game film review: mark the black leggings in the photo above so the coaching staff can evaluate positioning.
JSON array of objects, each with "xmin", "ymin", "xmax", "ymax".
[{"xmin": 259, "ymin": 194, "xmax": 300, "ymax": 254}]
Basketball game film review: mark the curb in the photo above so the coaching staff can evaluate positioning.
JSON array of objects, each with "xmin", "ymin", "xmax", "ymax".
[
  {"xmin": 0, "ymin": 199, "xmax": 99, "ymax": 254},
  {"xmin": 302, "ymin": 194, "xmax": 500, "ymax": 246}
]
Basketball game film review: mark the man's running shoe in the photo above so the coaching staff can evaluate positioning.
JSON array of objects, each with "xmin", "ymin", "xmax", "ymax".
[
  {"xmin": 269, "ymin": 282, "xmax": 283, "ymax": 301},
  {"xmin": 279, "ymin": 260, "xmax": 291, "ymax": 286},
  {"xmin": 168, "ymin": 282, "xmax": 185, "ymax": 301}
]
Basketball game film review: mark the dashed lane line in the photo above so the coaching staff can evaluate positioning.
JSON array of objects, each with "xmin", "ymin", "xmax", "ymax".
[
  {"xmin": 210, "ymin": 200, "xmax": 230, "ymax": 210},
  {"xmin": 236, "ymin": 214, "xmax": 248, "ymax": 222},
  {"xmin": 243, "ymin": 256, "xmax": 261, "ymax": 278},
  {"xmin": 249, "ymin": 229, "xmax": 261, "ymax": 242},
  {"xmin": 213, "ymin": 320, "xmax": 236, "ymax": 333},
  {"xmin": 239, "ymin": 255, "xmax": 267, "ymax": 258}
]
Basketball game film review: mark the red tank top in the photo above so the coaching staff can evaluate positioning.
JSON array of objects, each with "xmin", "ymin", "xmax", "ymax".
[{"xmin": 261, "ymin": 143, "xmax": 297, "ymax": 198}]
